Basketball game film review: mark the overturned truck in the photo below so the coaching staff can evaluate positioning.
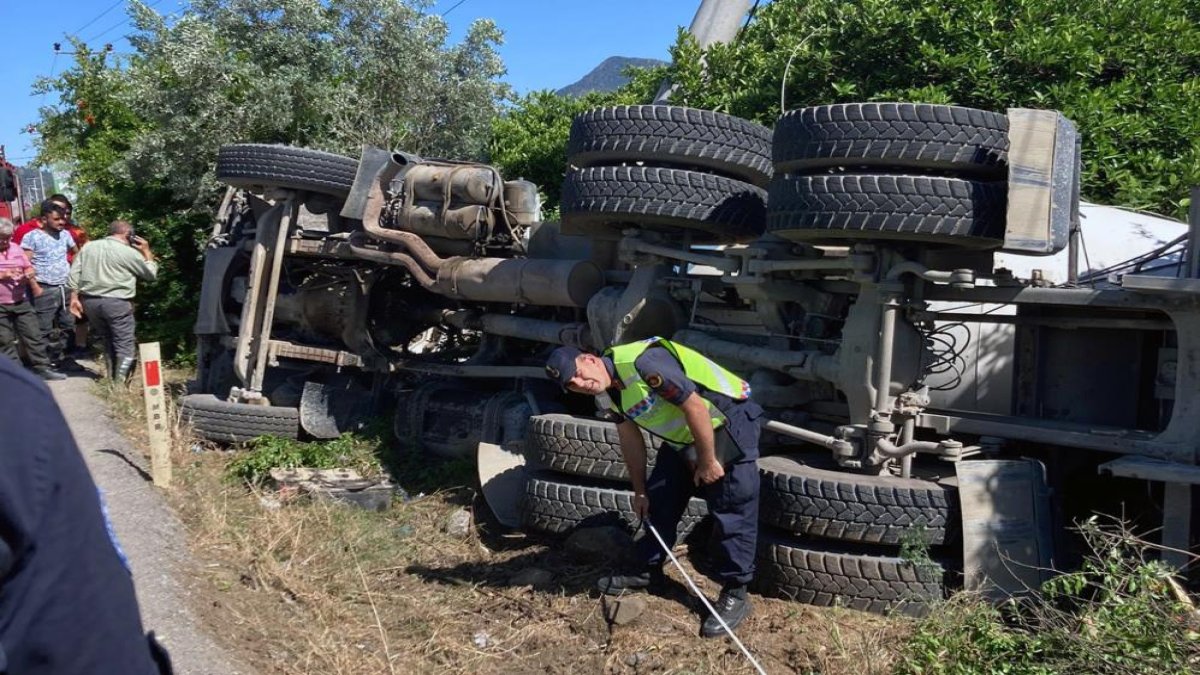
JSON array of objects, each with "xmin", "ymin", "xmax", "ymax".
[{"xmin": 183, "ymin": 102, "xmax": 1200, "ymax": 615}]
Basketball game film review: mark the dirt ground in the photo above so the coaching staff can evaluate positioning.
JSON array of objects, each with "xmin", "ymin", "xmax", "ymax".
[
  {"xmin": 162, "ymin": 450, "xmax": 909, "ymax": 675},
  {"xmin": 97, "ymin": 372, "xmax": 1200, "ymax": 675},
  {"xmin": 100, "ymin": 374, "xmax": 909, "ymax": 674}
]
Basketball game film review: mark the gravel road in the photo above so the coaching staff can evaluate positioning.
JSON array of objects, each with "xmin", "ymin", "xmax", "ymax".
[{"xmin": 47, "ymin": 371, "xmax": 250, "ymax": 675}]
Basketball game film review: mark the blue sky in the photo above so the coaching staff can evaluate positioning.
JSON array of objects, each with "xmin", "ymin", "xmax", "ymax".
[{"xmin": 0, "ymin": 0, "xmax": 699, "ymax": 168}]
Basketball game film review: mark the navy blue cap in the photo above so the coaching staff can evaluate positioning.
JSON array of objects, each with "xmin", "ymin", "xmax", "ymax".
[{"xmin": 545, "ymin": 346, "xmax": 583, "ymax": 389}]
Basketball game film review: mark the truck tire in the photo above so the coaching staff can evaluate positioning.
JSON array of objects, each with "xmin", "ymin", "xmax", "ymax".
[
  {"xmin": 755, "ymin": 533, "xmax": 945, "ymax": 617},
  {"xmin": 561, "ymin": 166, "xmax": 766, "ymax": 242},
  {"xmin": 195, "ymin": 345, "xmax": 237, "ymax": 397},
  {"xmin": 522, "ymin": 475, "xmax": 707, "ymax": 538},
  {"xmin": 773, "ymin": 103, "xmax": 1008, "ymax": 177},
  {"xmin": 216, "ymin": 144, "xmax": 358, "ymax": 197},
  {"xmin": 181, "ymin": 394, "xmax": 300, "ymax": 443},
  {"xmin": 525, "ymin": 414, "xmax": 656, "ymax": 481},
  {"xmin": 568, "ymin": 105, "xmax": 773, "ymax": 187},
  {"xmin": 759, "ymin": 454, "xmax": 958, "ymax": 546},
  {"xmin": 767, "ymin": 174, "xmax": 1006, "ymax": 246},
  {"xmin": 393, "ymin": 383, "xmax": 485, "ymax": 460}
]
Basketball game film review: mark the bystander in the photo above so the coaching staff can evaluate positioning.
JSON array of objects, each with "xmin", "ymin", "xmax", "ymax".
[
  {"xmin": 13, "ymin": 194, "xmax": 74, "ymax": 245},
  {"xmin": 22, "ymin": 200, "xmax": 77, "ymax": 366},
  {"xmin": 52, "ymin": 196, "xmax": 93, "ymax": 355},
  {"xmin": 68, "ymin": 220, "xmax": 157, "ymax": 381},
  {"xmin": 0, "ymin": 219, "xmax": 65, "ymax": 381}
]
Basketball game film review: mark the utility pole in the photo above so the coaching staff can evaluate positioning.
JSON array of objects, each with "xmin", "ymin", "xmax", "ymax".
[{"xmin": 653, "ymin": 0, "xmax": 754, "ymax": 104}]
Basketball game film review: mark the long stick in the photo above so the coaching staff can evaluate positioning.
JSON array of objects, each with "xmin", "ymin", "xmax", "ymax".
[{"xmin": 643, "ymin": 521, "xmax": 767, "ymax": 675}]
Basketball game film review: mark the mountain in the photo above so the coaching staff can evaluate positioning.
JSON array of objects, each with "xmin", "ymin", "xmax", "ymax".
[{"xmin": 556, "ymin": 56, "xmax": 667, "ymax": 97}]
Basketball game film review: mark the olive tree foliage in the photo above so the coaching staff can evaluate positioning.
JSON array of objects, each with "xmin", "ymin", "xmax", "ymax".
[
  {"xmin": 32, "ymin": 0, "xmax": 509, "ymax": 357},
  {"xmin": 660, "ymin": 0, "xmax": 1200, "ymax": 218},
  {"xmin": 120, "ymin": 0, "xmax": 509, "ymax": 202}
]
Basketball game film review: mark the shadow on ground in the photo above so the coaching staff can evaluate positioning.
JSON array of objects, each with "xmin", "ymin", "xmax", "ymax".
[{"xmin": 407, "ymin": 502, "xmax": 716, "ymax": 619}]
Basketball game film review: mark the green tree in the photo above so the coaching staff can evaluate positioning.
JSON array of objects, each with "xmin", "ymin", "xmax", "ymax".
[
  {"xmin": 660, "ymin": 0, "xmax": 1200, "ymax": 218},
  {"xmin": 33, "ymin": 0, "xmax": 509, "ymax": 358},
  {"xmin": 488, "ymin": 67, "xmax": 662, "ymax": 215},
  {"xmin": 34, "ymin": 42, "xmax": 203, "ymax": 356}
]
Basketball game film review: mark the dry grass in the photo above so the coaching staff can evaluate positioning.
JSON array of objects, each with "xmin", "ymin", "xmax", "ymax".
[{"xmin": 97, "ymin": 371, "xmax": 911, "ymax": 674}]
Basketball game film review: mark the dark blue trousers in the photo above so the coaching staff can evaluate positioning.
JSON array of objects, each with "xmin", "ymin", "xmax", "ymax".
[{"xmin": 636, "ymin": 430, "xmax": 760, "ymax": 586}]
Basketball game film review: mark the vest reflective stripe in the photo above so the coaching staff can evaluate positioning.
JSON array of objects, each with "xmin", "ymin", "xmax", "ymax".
[
  {"xmin": 605, "ymin": 337, "xmax": 751, "ymax": 446},
  {"xmin": 649, "ymin": 412, "xmax": 693, "ymax": 439}
]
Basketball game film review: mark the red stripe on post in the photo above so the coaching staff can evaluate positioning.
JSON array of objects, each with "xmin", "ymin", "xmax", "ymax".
[{"xmin": 144, "ymin": 361, "xmax": 161, "ymax": 388}]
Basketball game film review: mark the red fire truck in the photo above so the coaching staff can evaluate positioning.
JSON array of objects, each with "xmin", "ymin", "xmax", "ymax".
[{"xmin": 0, "ymin": 148, "xmax": 27, "ymax": 224}]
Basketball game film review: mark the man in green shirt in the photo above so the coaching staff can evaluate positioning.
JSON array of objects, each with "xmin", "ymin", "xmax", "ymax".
[{"xmin": 67, "ymin": 220, "xmax": 158, "ymax": 381}]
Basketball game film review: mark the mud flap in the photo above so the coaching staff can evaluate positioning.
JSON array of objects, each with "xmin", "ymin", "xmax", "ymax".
[
  {"xmin": 193, "ymin": 247, "xmax": 239, "ymax": 335},
  {"xmin": 477, "ymin": 441, "xmax": 527, "ymax": 528},
  {"xmin": 299, "ymin": 377, "xmax": 370, "ymax": 439},
  {"xmin": 956, "ymin": 459, "xmax": 1054, "ymax": 600}
]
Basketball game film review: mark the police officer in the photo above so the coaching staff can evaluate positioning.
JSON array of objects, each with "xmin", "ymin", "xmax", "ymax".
[{"xmin": 545, "ymin": 337, "xmax": 763, "ymax": 637}]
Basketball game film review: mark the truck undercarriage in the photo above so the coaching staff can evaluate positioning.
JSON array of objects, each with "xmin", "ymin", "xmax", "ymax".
[{"xmin": 183, "ymin": 102, "xmax": 1199, "ymax": 615}]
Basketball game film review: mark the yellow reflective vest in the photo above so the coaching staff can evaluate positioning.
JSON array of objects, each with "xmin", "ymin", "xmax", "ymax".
[{"xmin": 604, "ymin": 337, "xmax": 751, "ymax": 446}]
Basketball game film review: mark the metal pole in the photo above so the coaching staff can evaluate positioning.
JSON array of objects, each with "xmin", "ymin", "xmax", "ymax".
[
  {"xmin": 232, "ymin": 203, "xmax": 283, "ymax": 384},
  {"xmin": 673, "ymin": 329, "xmax": 838, "ymax": 383},
  {"xmin": 1068, "ymin": 222, "xmax": 1080, "ymax": 284},
  {"xmin": 1188, "ymin": 186, "xmax": 1200, "ymax": 279},
  {"xmin": 899, "ymin": 417, "xmax": 915, "ymax": 478},
  {"xmin": 653, "ymin": 0, "xmax": 753, "ymax": 104},
  {"xmin": 874, "ymin": 296, "xmax": 899, "ymax": 413},
  {"xmin": 628, "ymin": 239, "xmax": 740, "ymax": 273}
]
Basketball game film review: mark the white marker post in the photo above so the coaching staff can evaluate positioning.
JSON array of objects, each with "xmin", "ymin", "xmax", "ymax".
[{"xmin": 139, "ymin": 342, "xmax": 172, "ymax": 488}]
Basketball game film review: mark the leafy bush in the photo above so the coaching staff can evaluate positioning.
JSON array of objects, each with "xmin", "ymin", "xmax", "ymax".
[
  {"xmin": 661, "ymin": 0, "xmax": 1200, "ymax": 219},
  {"xmin": 223, "ymin": 419, "xmax": 476, "ymax": 495},
  {"xmin": 897, "ymin": 519, "xmax": 1200, "ymax": 674},
  {"xmin": 226, "ymin": 431, "xmax": 388, "ymax": 486}
]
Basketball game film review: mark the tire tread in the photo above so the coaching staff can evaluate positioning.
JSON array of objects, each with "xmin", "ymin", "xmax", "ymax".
[
  {"xmin": 561, "ymin": 166, "xmax": 766, "ymax": 242},
  {"xmin": 569, "ymin": 105, "xmax": 773, "ymax": 186},
  {"xmin": 758, "ymin": 454, "xmax": 958, "ymax": 545},
  {"xmin": 526, "ymin": 414, "xmax": 656, "ymax": 481},
  {"xmin": 181, "ymin": 394, "xmax": 299, "ymax": 443},
  {"xmin": 767, "ymin": 174, "xmax": 1005, "ymax": 244},
  {"xmin": 216, "ymin": 144, "xmax": 358, "ymax": 196},
  {"xmin": 522, "ymin": 476, "xmax": 706, "ymax": 539},
  {"xmin": 755, "ymin": 534, "xmax": 945, "ymax": 617},
  {"xmin": 774, "ymin": 102, "xmax": 1008, "ymax": 176}
]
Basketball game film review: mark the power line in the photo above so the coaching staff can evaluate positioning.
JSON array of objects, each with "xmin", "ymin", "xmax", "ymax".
[
  {"xmin": 72, "ymin": 0, "xmax": 126, "ymax": 36},
  {"xmin": 37, "ymin": 50, "xmax": 61, "ymax": 111},
  {"xmin": 442, "ymin": 0, "xmax": 471, "ymax": 16},
  {"xmin": 88, "ymin": 15, "xmax": 134, "ymax": 42},
  {"xmin": 86, "ymin": 0, "xmax": 168, "ymax": 44}
]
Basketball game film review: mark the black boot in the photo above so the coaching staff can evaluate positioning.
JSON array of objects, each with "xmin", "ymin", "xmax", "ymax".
[
  {"xmin": 597, "ymin": 566, "xmax": 665, "ymax": 596},
  {"xmin": 33, "ymin": 366, "xmax": 67, "ymax": 381},
  {"xmin": 700, "ymin": 584, "xmax": 752, "ymax": 638},
  {"xmin": 115, "ymin": 357, "xmax": 136, "ymax": 383}
]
